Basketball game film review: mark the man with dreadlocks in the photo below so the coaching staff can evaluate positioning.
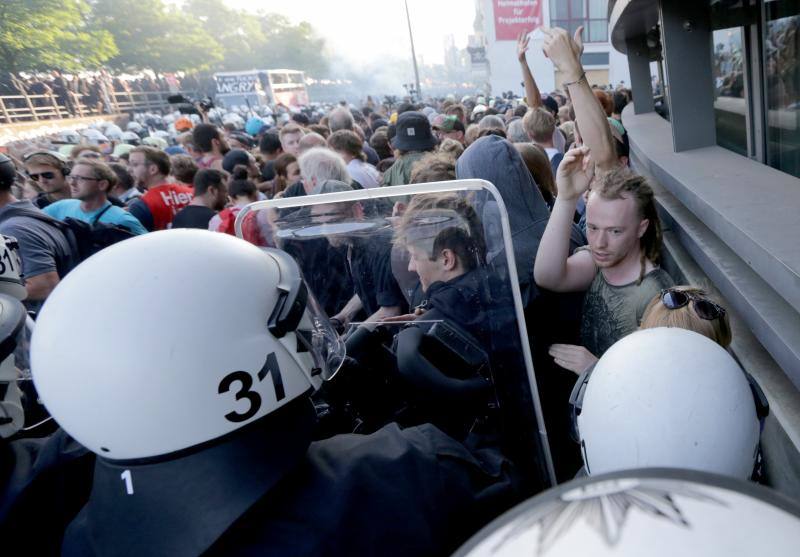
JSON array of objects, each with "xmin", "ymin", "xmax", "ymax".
[{"xmin": 533, "ymin": 147, "xmax": 674, "ymax": 374}]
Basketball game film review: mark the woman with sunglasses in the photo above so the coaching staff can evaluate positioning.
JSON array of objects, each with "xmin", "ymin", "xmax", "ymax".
[{"xmin": 640, "ymin": 286, "xmax": 732, "ymax": 348}]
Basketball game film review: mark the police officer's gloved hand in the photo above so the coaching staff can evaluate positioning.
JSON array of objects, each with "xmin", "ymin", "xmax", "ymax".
[{"xmin": 329, "ymin": 317, "xmax": 345, "ymax": 335}]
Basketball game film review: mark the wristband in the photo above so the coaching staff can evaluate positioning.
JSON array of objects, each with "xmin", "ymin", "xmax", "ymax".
[{"xmin": 562, "ymin": 72, "xmax": 586, "ymax": 88}]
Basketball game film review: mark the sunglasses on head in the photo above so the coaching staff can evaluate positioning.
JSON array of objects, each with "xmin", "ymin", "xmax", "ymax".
[
  {"xmin": 660, "ymin": 288, "xmax": 726, "ymax": 321},
  {"xmin": 26, "ymin": 171, "xmax": 56, "ymax": 181}
]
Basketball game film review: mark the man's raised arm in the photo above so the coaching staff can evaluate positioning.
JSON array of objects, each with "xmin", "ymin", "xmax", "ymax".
[
  {"xmin": 517, "ymin": 31, "xmax": 542, "ymax": 110},
  {"xmin": 534, "ymin": 146, "xmax": 597, "ymax": 292},
  {"xmin": 541, "ymin": 26, "xmax": 617, "ymax": 171}
]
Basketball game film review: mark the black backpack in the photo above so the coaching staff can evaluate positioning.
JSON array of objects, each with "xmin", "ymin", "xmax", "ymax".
[{"xmin": 0, "ymin": 204, "xmax": 136, "ymax": 272}]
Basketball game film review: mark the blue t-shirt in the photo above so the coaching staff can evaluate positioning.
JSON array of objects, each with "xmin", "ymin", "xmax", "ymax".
[{"xmin": 43, "ymin": 200, "xmax": 148, "ymax": 236}]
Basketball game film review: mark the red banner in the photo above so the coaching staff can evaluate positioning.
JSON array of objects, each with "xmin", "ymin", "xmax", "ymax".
[{"xmin": 492, "ymin": 0, "xmax": 543, "ymax": 41}]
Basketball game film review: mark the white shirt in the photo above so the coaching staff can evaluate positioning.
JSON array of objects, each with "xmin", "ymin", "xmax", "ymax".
[
  {"xmin": 544, "ymin": 147, "xmax": 560, "ymax": 162},
  {"xmin": 553, "ymin": 128, "xmax": 567, "ymax": 153},
  {"xmin": 347, "ymin": 159, "xmax": 381, "ymax": 189}
]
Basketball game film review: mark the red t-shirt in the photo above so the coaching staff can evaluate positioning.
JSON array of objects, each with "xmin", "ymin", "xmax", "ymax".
[
  {"xmin": 215, "ymin": 207, "xmax": 268, "ymax": 246},
  {"xmin": 139, "ymin": 183, "xmax": 194, "ymax": 231}
]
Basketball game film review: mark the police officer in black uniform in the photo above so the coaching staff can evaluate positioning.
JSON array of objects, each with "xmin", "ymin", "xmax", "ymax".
[
  {"xmin": 24, "ymin": 230, "xmax": 517, "ymax": 556},
  {"xmin": 307, "ymin": 180, "xmax": 407, "ymax": 328}
]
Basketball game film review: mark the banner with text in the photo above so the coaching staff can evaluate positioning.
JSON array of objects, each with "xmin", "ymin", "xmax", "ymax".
[
  {"xmin": 492, "ymin": 0, "xmax": 542, "ymax": 41},
  {"xmin": 215, "ymin": 74, "xmax": 260, "ymax": 95}
]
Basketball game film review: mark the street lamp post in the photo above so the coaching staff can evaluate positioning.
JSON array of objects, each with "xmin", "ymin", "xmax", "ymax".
[{"xmin": 404, "ymin": 0, "xmax": 422, "ymax": 101}]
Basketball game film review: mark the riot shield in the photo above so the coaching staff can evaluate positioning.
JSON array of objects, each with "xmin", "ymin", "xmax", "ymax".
[{"xmin": 236, "ymin": 180, "xmax": 557, "ymax": 493}]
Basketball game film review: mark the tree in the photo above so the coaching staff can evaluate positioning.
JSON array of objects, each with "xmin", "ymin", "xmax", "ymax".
[
  {"xmin": 184, "ymin": 0, "xmax": 266, "ymax": 71},
  {"xmin": 0, "ymin": 0, "xmax": 117, "ymax": 74},
  {"xmin": 0, "ymin": 0, "xmax": 331, "ymax": 78},
  {"xmin": 90, "ymin": 0, "xmax": 223, "ymax": 73},
  {"xmin": 256, "ymin": 13, "xmax": 330, "ymax": 77},
  {"xmin": 183, "ymin": 2, "xmax": 332, "ymax": 76}
]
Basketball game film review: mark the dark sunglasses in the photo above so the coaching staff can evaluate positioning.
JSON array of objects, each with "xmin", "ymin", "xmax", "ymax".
[
  {"xmin": 27, "ymin": 171, "xmax": 56, "ymax": 181},
  {"xmin": 660, "ymin": 288, "xmax": 726, "ymax": 321}
]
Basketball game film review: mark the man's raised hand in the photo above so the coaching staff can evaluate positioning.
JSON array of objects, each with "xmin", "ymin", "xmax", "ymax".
[
  {"xmin": 556, "ymin": 146, "xmax": 594, "ymax": 201},
  {"xmin": 516, "ymin": 30, "xmax": 531, "ymax": 63},
  {"xmin": 541, "ymin": 26, "xmax": 584, "ymax": 80}
]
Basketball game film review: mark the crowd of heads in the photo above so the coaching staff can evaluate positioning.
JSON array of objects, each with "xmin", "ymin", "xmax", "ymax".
[
  {"xmin": 0, "ymin": 26, "xmax": 763, "ymax": 510},
  {"xmin": 0, "ymin": 70, "xmax": 200, "ymax": 117}
]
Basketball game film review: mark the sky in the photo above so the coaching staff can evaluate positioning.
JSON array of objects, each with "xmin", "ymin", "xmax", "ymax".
[{"xmin": 213, "ymin": 0, "xmax": 477, "ymax": 67}]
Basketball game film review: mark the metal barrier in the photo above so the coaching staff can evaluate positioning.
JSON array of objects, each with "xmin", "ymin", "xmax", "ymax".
[{"xmin": 0, "ymin": 90, "xmax": 199, "ymax": 125}]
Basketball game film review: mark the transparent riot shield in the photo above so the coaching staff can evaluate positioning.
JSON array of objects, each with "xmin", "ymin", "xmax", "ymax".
[{"xmin": 236, "ymin": 180, "xmax": 557, "ymax": 493}]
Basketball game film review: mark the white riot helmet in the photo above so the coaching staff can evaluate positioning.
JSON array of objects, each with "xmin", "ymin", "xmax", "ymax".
[
  {"xmin": 31, "ymin": 230, "xmax": 344, "ymax": 460},
  {"xmin": 126, "ymin": 121, "xmax": 144, "ymax": 133},
  {"xmin": 222, "ymin": 112, "xmax": 244, "ymax": 129},
  {"xmin": 56, "ymin": 129, "xmax": 81, "ymax": 144},
  {"xmin": 80, "ymin": 128, "xmax": 109, "ymax": 145},
  {"xmin": 104, "ymin": 124, "xmax": 124, "ymax": 141},
  {"xmin": 455, "ymin": 469, "xmax": 800, "ymax": 557},
  {"xmin": 141, "ymin": 136, "xmax": 168, "ymax": 150},
  {"xmin": 0, "ymin": 235, "xmax": 27, "ymax": 301},
  {"xmin": 0, "ymin": 293, "xmax": 30, "ymax": 438},
  {"xmin": 572, "ymin": 328, "xmax": 763, "ymax": 479},
  {"xmin": 121, "ymin": 130, "xmax": 141, "ymax": 145}
]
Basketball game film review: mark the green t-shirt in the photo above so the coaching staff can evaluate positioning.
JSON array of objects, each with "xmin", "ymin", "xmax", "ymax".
[
  {"xmin": 580, "ymin": 266, "xmax": 674, "ymax": 357},
  {"xmin": 381, "ymin": 151, "xmax": 427, "ymax": 187}
]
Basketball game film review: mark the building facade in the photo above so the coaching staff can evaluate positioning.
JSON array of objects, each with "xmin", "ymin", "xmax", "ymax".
[
  {"xmin": 609, "ymin": 0, "xmax": 800, "ymax": 496},
  {"xmin": 478, "ymin": 0, "xmax": 631, "ymax": 95}
]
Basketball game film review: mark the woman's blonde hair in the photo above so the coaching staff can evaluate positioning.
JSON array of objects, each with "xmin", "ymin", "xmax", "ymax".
[{"xmin": 640, "ymin": 285, "xmax": 732, "ymax": 347}]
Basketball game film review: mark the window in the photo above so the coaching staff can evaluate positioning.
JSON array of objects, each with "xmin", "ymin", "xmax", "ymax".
[
  {"xmin": 708, "ymin": 0, "xmax": 800, "ymax": 178},
  {"xmin": 550, "ymin": 0, "xmax": 608, "ymax": 43},
  {"xmin": 763, "ymin": 1, "xmax": 800, "ymax": 178},
  {"xmin": 270, "ymin": 73, "xmax": 288, "ymax": 85},
  {"xmin": 713, "ymin": 27, "xmax": 748, "ymax": 156},
  {"xmin": 582, "ymin": 52, "xmax": 610, "ymax": 66}
]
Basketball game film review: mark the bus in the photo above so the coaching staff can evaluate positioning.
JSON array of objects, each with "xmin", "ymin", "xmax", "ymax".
[{"xmin": 213, "ymin": 69, "xmax": 309, "ymax": 109}]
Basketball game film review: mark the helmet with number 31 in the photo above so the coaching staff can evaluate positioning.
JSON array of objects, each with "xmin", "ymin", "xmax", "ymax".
[{"xmin": 30, "ymin": 229, "xmax": 344, "ymax": 460}]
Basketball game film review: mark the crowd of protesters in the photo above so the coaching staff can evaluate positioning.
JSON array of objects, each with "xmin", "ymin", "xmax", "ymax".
[
  {"xmin": 0, "ymin": 70, "xmax": 204, "ymax": 117},
  {"xmin": 0, "ymin": 25, "xmax": 770, "ymax": 556},
  {"xmin": 0, "ymin": 26, "xmax": 741, "ymax": 384}
]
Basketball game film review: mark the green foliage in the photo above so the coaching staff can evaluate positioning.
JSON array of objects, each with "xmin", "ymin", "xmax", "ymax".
[
  {"xmin": 0, "ymin": 0, "xmax": 331, "ymax": 77},
  {"xmin": 90, "ymin": 0, "xmax": 223, "ymax": 73},
  {"xmin": 184, "ymin": 1, "xmax": 330, "ymax": 75},
  {"xmin": 184, "ymin": 0, "xmax": 264, "ymax": 71},
  {"xmin": 0, "ymin": 0, "xmax": 117, "ymax": 74},
  {"xmin": 255, "ymin": 16, "xmax": 330, "ymax": 77}
]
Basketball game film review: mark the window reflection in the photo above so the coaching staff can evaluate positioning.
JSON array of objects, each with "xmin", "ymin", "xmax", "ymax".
[
  {"xmin": 764, "ymin": 3, "xmax": 800, "ymax": 178},
  {"xmin": 713, "ymin": 27, "xmax": 748, "ymax": 157}
]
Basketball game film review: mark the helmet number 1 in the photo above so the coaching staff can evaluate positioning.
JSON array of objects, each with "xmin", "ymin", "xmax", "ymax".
[
  {"xmin": 218, "ymin": 352, "xmax": 285, "ymax": 423},
  {"xmin": 121, "ymin": 469, "xmax": 134, "ymax": 495}
]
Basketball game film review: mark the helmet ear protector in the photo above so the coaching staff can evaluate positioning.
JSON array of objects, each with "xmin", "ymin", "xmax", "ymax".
[
  {"xmin": 263, "ymin": 248, "xmax": 308, "ymax": 338},
  {"xmin": 0, "ymin": 294, "xmax": 28, "ymax": 435},
  {"xmin": 22, "ymin": 150, "xmax": 70, "ymax": 176}
]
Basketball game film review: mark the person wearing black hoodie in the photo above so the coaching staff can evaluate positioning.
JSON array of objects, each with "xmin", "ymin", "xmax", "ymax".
[{"xmin": 455, "ymin": 135, "xmax": 586, "ymax": 480}]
